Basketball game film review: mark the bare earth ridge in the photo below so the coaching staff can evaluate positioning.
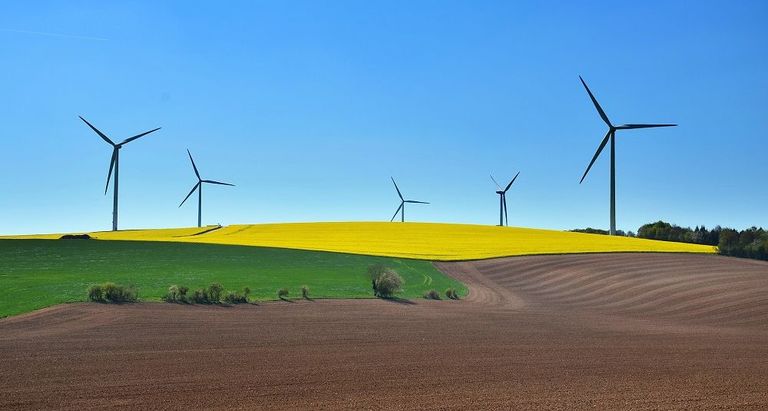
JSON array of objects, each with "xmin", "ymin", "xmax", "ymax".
[{"xmin": 1, "ymin": 253, "xmax": 767, "ymax": 409}]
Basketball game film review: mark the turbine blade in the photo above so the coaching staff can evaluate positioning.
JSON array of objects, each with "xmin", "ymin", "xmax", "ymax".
[
  {"xmin": 79, "ymin": 116, "xmax": 115, "ymax": 146},
  {"xmin": 504, "ymin": 171, "xmax": 520, "ymax": 193},
  {"xmin": 120, "ymin": 127, "xmax": 161, "ymax": 145},
  {"xmin": 579, "ymin": 76, "xmax": 612, "ymax": 127},
  {"xmin": 179, "ymin": 182, "xmax": 200, "ymax": 207},
  {"xmin": 405, "ymin": 200, "xmax": 429, "ymax": 204},
  {"xmin": 490, "ymin": 174, "xmax": 502, "ymax": 190},
  {"xmin": 390, "ymin": 203, "xmax": 403, "ymax": 222},
  {"xmin": 503, "ymin": 195, "xmax": 508, "ymax": 225},
  {"xmin": 615, "ymin": 123, "xmax": 677, "ymax": 130},
  {"xmin": 391, "ymin": 177, "xmax": 403, "ymax": 201},
  {"xmin": 187, "ymin": 149, "xmax": 201, "ymax": 180},
  {"xmin": 104, "ymin": 149, "xmax": 117, "ymax": 194},
  {"xmin": 580, "ymin": 130, "xmax": 612, "ymax": 184},
  {"xmin": 202, "ymin": 179, "xmax": 235, "ymax": 186}
]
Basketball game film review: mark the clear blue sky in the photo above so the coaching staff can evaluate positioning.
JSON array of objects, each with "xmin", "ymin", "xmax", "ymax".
[{"xmin": 1, "ymin": 1, "xmax": 766, "ymax": 234}]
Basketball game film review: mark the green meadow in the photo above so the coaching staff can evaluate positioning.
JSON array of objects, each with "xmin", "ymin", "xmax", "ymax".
[{"xmin": 0, "ymin": 239, "xmax": 466, "ymax": 318}]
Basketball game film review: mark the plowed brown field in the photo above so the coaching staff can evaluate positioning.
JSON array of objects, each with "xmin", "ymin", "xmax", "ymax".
[{"xmin": 1, "ymin": 253, "xmax": 767, "ymax": 409}]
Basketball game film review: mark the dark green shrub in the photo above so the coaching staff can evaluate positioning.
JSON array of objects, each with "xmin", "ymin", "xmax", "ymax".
[
  {"xmin": 191, "ymin": 288, "xmax": 208, "ymax": 304},
  {"xmin": 207, "ymin": 283, "xmax": 224, "ymax": 303},
  {"xmin": 423, "ymin": 289, "xmax": 440, "ymax": 300},
  {"xmin": 87, "ymin": 284, "xmax": 104, "ymax": 302},
  {"xmin": 88, "ymin": 282, "xmax": 137, "ymax": 303},
  {"xmin": 163, "ymin": 285, "xmax": 179, "ymax": 302},
  {"xmin": 445, "ymin": 288, "xmax": 460, "ymax": 300},
  {"xmin": 301, "ymin": 285, "xmax": 310, "ymax": 299},
  {"xmin": 178, "ymin": 286, "xmax": 189, "ymax": 303},
  {"xmin": 277, "ymin": 288, "xmax": 289, "ymax": 300},
  {"xmin": 223, "ymin": 287, "xmax": 250, "ymax": 304}
]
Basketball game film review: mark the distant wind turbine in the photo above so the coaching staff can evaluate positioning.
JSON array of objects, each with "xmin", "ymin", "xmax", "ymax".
[
  {"xmin": 390, "ymin": 177, "xmax": 429, "ymax": 222},
  {"xmin": 578, "ymin": 76, "xmax": 677, "ymax": 235},
  {"xmin": 491, "ymin": 172, "xmax": 519, "ymax": 226},
  {"xmin": 179, "ymin": 149, "xmax": 235, "ymax": 228},
  {"xmin": 79, "ymin": 116, "xmax": 161, "ymax": 231}
]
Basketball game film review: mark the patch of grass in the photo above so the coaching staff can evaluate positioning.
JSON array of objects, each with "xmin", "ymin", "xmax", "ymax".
[{"xmin": 0, "ymin": 239, "xmax": 466, "ymax": 318}]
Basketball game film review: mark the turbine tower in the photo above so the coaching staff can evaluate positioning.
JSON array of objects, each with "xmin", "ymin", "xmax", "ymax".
[
  {"xmin": 390, "ymin": 177, "xmax": 429, "ymax": 222},
  {"xmin": 491, "ymin": 172, "xmax": 519, "ymax": 226},
  {"xmin": 578, "ymin": 76, "xmax": 677, "ymax": 235},
  {"xmin": 179, "ymin": 149, "xmax": 235, "ymax": 228},
  {"xmin": 80, "ymin": 116, "xmax": 161, "ymax": 231}
]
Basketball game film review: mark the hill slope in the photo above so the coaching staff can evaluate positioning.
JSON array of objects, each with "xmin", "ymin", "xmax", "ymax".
[
  {"xmin": 2, "ymin": 222, "xmax": 715, "ymax": 260},
  {"xmin": 0, "ymin": 239, "xmax": 464, "ymax": 318}
]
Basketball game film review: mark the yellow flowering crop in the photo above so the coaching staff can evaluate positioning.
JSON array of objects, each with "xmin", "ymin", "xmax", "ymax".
[{"xmin": 3, "ymin": 222, "xmax": 715, "ymax": 261}]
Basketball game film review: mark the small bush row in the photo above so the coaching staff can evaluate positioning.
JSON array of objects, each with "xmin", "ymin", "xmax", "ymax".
[
  {"xmin": 445, "ymin": 288, "xmax": 460, "ymax": 300},
  {"xmin": 164, "ymin": 283, "xmax": 252, "ymax": 304},
  {"xmin": 87, "ymin": 282, "xmax": 138, "ymax": 303},
  {"xmin": 422, "ymin": 288, "xmax": 461, "ymax": 300},
  {"xmin": 162, "ymin": 284, "xmax": 311, "ymax": 303},
  {"xmin": 277, "ymin": 285, "xmax": 311, "ymax": 300}
]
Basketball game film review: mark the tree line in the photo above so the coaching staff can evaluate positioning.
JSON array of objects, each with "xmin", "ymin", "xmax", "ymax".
[
  {"xmin": 636, "ymin": 221, "xmax": 768, "ymax": 261},
  {"xmin": 571, "ymin": 221, "xmax": 768, "ymax": 261}
]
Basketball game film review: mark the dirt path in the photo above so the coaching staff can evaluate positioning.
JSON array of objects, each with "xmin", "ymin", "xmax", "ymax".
[{"xmin": 1, "ymin": 253, "xmax": 767, "ymax": 409}]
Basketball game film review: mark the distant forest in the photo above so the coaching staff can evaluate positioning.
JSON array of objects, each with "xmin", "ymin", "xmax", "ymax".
[{"xmin": 571, "ymin": 221, "xmax": 768, "ymax": 261}]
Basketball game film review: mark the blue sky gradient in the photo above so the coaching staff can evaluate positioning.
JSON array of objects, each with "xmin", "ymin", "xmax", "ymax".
[{"xmin": 1, "ymin": 1, "xmax": 766, "ymax": 234}]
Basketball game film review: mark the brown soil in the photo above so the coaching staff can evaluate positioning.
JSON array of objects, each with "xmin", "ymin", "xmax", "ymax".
[{"xmin": 1, "ymin": 253, "xmax": 767, "ymax": 410}]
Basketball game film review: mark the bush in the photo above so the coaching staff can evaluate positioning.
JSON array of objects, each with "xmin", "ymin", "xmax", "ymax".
[
  {"xmin": 301, "ymin": 285, "xmax": 310, "ymax": 300},
  {"xmin": 223, "ymin": 291, "xmax": 247, "ymax": 304},
  {"xmin": 374, "ymin": 269, "xmax": 403, "ymax": 298},
  {"xmin": 423, "ymin": 289, "xmax": 440, "ymax": 300},
  {"xmin": 368, "ymin": 263, "xmax": 389, "ymax": 295},
  {"xmin": 207, "ymin": 283, "xmax": 224, "ymax": 303},
  {"xmin": 191, "ymin": 288, "xmax": 208, "ymax": 304},
  {"xmin": 178, "ymin": 286, "xmax": 189, "ymax": 303},
  {"xmin": 87, "ymin": 284, "xmax": 104, "ymax": 302},
  {"xmin": 277, "ymin": 288, "xmax": 289, "ymax": 300},
  {"xmin": 445, "ymin": 288, "xmax": 460, "ymax": 300},
  {"xmin": 163, "ymin": 285, "xmax": 180, "ymax": 302},
  {"xmin": 87, "ymin": 282, "xmax": 137, "ymax": 303}
]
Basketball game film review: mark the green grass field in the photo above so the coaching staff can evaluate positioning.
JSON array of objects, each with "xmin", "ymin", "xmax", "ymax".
[{"xmin": 0, "ymin": 239, "xmax": 466, "ymax": 318}]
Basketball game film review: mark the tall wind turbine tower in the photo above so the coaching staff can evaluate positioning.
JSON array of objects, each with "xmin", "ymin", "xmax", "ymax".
[
  {"xmin": 578, "ymin": 76, "xmax": 676, "ymax": 235},
  {"xmin": 491, "ymin": 172, "xmax": 519, "ymax": 226},
  {"xmin": 179, "ymin": 149, "xmax": 235, "ymax": 227},
  {"xmin": 80, "ymin": 116, "xmax": 161, "ymax": 231}
]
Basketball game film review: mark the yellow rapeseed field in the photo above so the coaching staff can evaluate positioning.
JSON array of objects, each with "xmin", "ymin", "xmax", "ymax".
[{"xmin": 3, "ymin": 222, "xmax": 716, "ymax": 261}]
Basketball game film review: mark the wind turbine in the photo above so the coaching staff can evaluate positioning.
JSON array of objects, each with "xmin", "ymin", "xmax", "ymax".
[
  {"xmin": 578, "ymin": 76, "xmax": 677, "ymax": 235},
  {"xmin": 179, "ymin": 149, "xmax": 235, "ymax": 228},
  {"xmin": 390, "ymin": 177, "xmax": 429, "ymax": 222},
  {"xmin": 491, "ymin": 172, "xmax": 520, "ymax": 226},
  {"xmin": 79, "ymin": 116, "xmax": 161, "ymax": 231}
]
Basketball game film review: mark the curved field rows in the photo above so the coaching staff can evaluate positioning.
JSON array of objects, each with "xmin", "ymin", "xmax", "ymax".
[
  {"xmin": 438, "ymin": 253, "xmax": 768, "ymax": 327},
  {"xmin": 1, "ymin": 253, "xmax": 766, "ymax": 409}
]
